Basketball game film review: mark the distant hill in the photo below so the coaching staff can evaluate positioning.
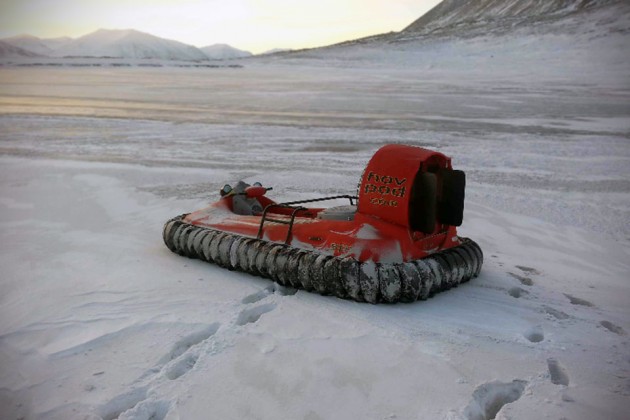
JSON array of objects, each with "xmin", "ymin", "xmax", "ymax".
[
  {"xmin": 403, "ymin": 0, "xmax": 616, "ymax": 33},
  {"xmin": 51, "ymin": 29, "xmax": 208, "ymax": 61},
  {"xmin": 0, "ymin": 31, "xmax": 252, "ymax": 62},
  {"xmin": 201, "ymin": 44, "xmax": 252, "ymax": 60},
  {"xmin": 41, "ymin": 36, "xmax": 74, "ymax": 51},
  {"xmin": 275, "ymin": 0, "xmax": 628, "ymax": 90},
  {"xmin": 0, "ymin": 40, "xmax": 41, "ymax": 58},
  {"xmin": 260, "ymin": 48, "xmax": 293, "ymax": 55},
  {"xmin": 2, "ymin": 34, "xmax": 55, "ymax": 55}
]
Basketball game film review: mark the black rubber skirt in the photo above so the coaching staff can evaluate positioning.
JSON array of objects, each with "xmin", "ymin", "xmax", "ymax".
[{"xmin": 163, "ymin": 214, "xmax": 483, "ymax": 303}]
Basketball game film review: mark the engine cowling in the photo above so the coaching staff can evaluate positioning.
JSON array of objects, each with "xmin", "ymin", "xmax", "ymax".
[{"xmin": 357, "ymin": 144, "xmax": 465, "ymax": 235}]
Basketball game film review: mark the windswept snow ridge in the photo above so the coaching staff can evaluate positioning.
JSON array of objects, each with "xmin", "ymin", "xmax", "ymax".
[{"xmin": 404, "ymin": 0, "xmax": 622, "ymax": 33}]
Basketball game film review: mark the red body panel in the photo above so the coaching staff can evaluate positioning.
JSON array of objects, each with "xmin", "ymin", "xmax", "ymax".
[
  {"xmin": 358, "ymin": 144, "xmax": 451, "ymax": 228},
  {"xmin": 184, "ymin": 144, "xmax": 463, "ymax": 263}
]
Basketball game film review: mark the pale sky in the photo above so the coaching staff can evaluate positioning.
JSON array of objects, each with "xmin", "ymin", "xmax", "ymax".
[{"xmin": 0, "ymin": 0, "xmax": 441, "ymax": 53}]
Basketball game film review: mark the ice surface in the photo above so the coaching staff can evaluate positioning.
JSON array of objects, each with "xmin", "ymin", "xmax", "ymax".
[{"xmin": 1, "ymin": 5, "xmax": 629, "ymax": 419}]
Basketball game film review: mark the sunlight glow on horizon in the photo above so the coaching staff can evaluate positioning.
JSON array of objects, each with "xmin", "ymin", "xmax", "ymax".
[{"xmin": 0, "ymin": 0, "xmax": 441, "ymax": 53}]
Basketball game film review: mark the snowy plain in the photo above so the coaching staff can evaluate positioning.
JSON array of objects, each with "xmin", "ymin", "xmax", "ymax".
[{"xmin": 1, "ymin": 7, "xmax": 630, "ymax": 420}]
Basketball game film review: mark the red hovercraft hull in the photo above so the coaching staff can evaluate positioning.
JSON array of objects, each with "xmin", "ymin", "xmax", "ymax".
[{"xmin": 163, "ymin": 144, "xmax": 483, "ymax": 303}]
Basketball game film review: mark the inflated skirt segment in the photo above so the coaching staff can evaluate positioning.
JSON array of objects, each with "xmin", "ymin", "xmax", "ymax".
[{"xmin": 163, "ymin": 214, "xmax": 483, "ymax": 304}]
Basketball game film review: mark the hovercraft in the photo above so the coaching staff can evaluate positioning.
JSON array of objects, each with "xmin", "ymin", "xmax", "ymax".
[{"xmin": 163, "ymin": 144, "xmax": 483, "ymax": 303}]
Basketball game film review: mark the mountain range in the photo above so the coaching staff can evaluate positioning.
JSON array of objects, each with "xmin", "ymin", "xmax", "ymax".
[
  {"xmin": 1, "ymin": 0, "xmax": 626, "ymax": 62},
  {"xmin": 0, "ymin": 29, "xmax": 252, "ymax": 61}
]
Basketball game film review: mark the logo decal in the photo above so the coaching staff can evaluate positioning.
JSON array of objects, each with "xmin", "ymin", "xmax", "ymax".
[{"xmin": 363, "ymin": 171, "xmax": 407, "ymax": 207}]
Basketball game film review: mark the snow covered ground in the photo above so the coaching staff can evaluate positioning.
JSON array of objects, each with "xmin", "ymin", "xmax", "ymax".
[{"xmin": 1, "ymin": 12, "xmax": 630, "ymax": 420}]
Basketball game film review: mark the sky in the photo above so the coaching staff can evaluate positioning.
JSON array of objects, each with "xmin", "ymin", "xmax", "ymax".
[{"xmin": 0, "ymin": 0, "xmax": 441, "ymax": 53}]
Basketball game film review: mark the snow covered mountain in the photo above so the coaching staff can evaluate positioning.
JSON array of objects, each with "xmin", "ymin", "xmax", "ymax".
[
  {"xmin": 403, "ymin": 0, "xmax": 620, "ymax": 34},
  {"xmin": 0, "ymin": 31, "xmax": 243, "ymax": 62},
  {"xmin": 292, "ymin": 0, "xmax": 628, "ymax": 67},
  {"xmin": 2, "ymin": 35, "xmax": 54, "ymax": 56},
  {"xmin": 0, "ymin": 40, "xmax": 41, "ymax": 58},
  {"xmin": 200, "ymin": 44, "xmax": 252, "ymax": 60},
  {"xmin": 51, "ymin": 29, "xmax": 208, "ymax": 61},
  {"xmin": 40, "ymin": 36, "xmax": 74, "ymax": 51}
]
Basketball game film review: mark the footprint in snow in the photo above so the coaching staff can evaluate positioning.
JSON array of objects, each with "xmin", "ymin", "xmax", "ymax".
[
  {"xmin": 564, "ymin": 293, "xmax": 595, "ymax": 308},
  {"xmin": 241, "ymin": 283, "xmax": 297, "ymax": 304},
  {"xmin": 540, "ymin": 305, "xmax": 570, "ymax": 320},
  {"xmin": 116, "ymin": 399, "xmax": 172, "ymax": 420},
  {"xmin": 516, "ymin": 265, "xmax": 540, "ymax": 275},
  {"xmin": 236, "ymin": 303, "xmax": 277, "ymax": 326},
  {"xmin": 273, "ymin": 283, "xmax": 298, "ymax": 296},
  {"xmin": 241, "ymin": 286, "xmax": 275, "ymax": 304},
  {"xmin": 156, "ymin": 323, "xmax": 221, "ymax": 366},
  {"xmin": 509, "ymin": 272, "xmax": 534, "ymax": 286},
  {"xmin": 547, "ymin": 358, "xmax": 570, "ymax": 386},
  {"xmin": 508, "ymin": 287, "xmax": 528, "ymax": 298},
  {"xmin": 523, "ymin": 326, "xmax": 544, "ymax": 343},
  {"xmin": 462, "ymin": 379, "xmax": 527, "ymax": 420},
  {"xmin": 165, "ymin": 353, "xmax": 199, "ymax": 380},
  {"xmin": 97, "ymin": 386, "xmax": 148, "ymax": 420},
  {"xmin": 600, "ymin": 320, "xmax": 626, "ymax": 335}
]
